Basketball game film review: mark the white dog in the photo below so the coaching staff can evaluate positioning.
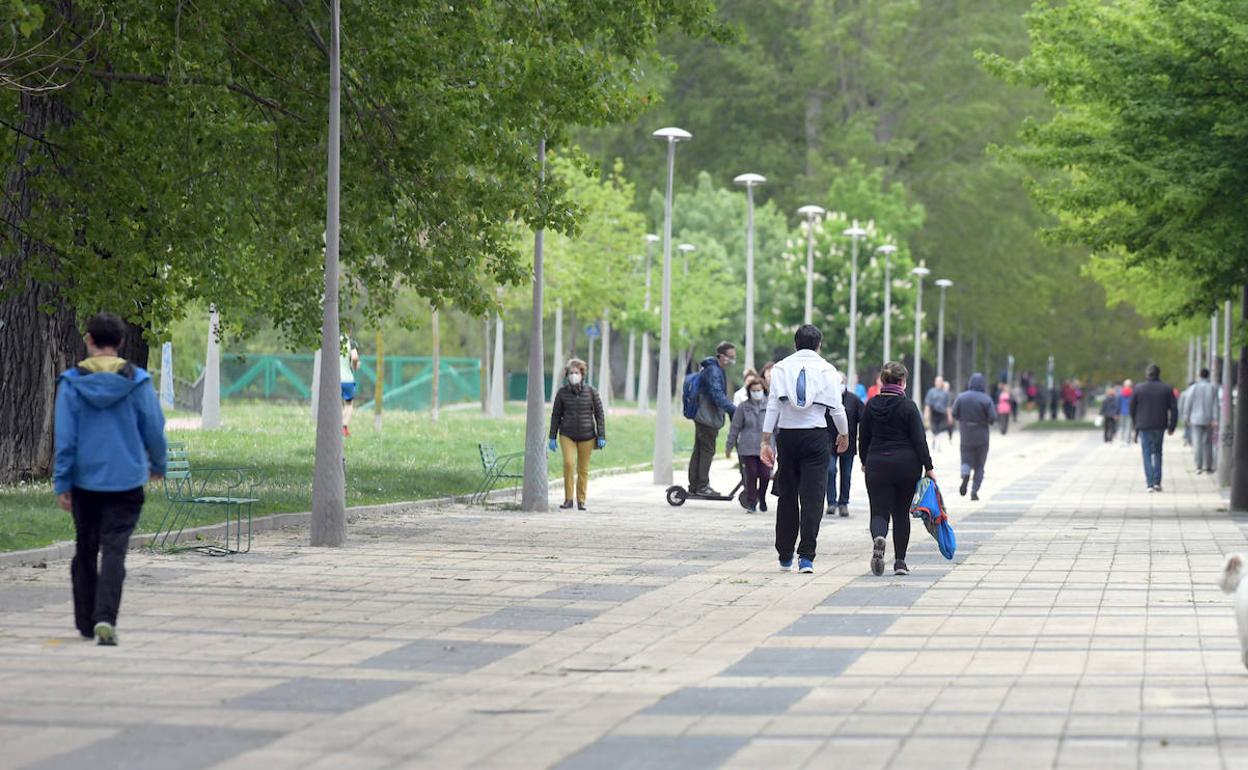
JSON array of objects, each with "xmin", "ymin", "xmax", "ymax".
[{"xmin": 1220, "ymin": 553, "xmax": 1248, "ymax": 670}]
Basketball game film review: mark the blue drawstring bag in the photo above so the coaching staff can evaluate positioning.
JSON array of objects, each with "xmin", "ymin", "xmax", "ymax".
[{"xmin": 910, "ymin": 477, "xmax": 956, "ymax": 560}]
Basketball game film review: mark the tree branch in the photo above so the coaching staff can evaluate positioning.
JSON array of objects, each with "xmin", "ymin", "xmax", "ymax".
[{"xmin": 86, "ymin": 70, "xmax": 306, "ymax": 122}]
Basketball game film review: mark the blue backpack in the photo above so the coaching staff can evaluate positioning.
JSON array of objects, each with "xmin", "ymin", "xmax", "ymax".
[
  {"xmin": 910, "ymin": 477, "xmax": 956, "ymax": 560},
  {"xmin": 681, "ymin": 370, "xmax": 702, "ymax": 419}
]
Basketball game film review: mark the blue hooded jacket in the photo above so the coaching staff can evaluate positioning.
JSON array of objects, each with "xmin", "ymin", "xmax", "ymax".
[{"xmin": 53, "ymin": 358, "xmax": 168, "ymax": 494}]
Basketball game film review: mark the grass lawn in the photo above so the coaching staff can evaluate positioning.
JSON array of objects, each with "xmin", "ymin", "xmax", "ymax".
[
  {"xmin": 0, "ymin": 401, "xmax": 691, "ymax": 553},
  {"xmin": 1023, "ymin": 419, "xmax": 1098, "ymax": 431}
]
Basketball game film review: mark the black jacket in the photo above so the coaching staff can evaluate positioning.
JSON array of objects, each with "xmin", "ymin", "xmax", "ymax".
[
  {"xmin": 828, "ymin": 389, "xmax": 864, "ymax": 457},
  {"xmin": 549, "ymin": 384, "xmax": 605, "ymax": 442},
  {"xmin": 1130, "ymin": 376, "xmax": 1177, "ymax": 433},
  {"xmin": 859, "ymin": 393, "xmax": 934, "ymax": 471},
  {"xmin": 952, "ymin": 373, "xmax": 996, "ymax": 449},
  {"xmin": 1100, "ymin": 394, "xmax": 1120, "ymax": 418}
]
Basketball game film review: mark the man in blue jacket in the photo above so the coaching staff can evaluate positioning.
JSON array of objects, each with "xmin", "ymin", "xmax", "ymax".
[
  {"xmin": 54, "ymin": 313, "xmax": 167, "ymax": 645},
  {"xmin": 689, "ymin": 342, "xmax": 737, "ymax": 496}
]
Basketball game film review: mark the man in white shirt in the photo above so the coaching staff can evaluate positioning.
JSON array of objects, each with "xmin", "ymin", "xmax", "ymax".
[{"xmin": 760, "ymin": 324, "xmax": 849, "ymax": 574}]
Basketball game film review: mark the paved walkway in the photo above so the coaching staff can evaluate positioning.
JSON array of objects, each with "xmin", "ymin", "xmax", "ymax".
[{"xmin": 1, "ymin": 424, "xmax": 1244, "ymax": 770}]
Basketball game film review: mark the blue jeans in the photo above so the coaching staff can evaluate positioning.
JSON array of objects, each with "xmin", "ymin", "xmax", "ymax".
[
  {"xmin": 1139, "ymin": 429, "xmax": 1164, "ymax": 488},
  {"xmin": 826, "ymin": 452, "xmax": 854, "ymax": 506}
]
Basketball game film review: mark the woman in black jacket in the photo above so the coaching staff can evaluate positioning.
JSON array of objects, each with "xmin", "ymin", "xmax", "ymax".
[
  {"xmin": 548, "ymin": 358, "xmax": 606, "ymax": 511},
  {"xmin": 859, "ymin": 361, "xmax": 935, "ymax": 576}
]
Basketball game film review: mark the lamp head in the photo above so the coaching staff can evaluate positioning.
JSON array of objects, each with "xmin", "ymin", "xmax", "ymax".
[
  {"xmin": 797, "ymin": 204, "xmax": 825, "ymax": 219},
  {"xmin": 935, "ymin": 278, "xmax": 954, "ymax": 288},
  {"xmin": 678, "ymin": 243, "xmax": 696, "ymax": 253},
  {"xmin": 843, "ymin": 225, "xmax": 868, "ymax": 238},
  {"xmin": 876, "ymin": 244, "xmax": 898, "ymax": 255},
  {"xmin": 734, "ymin": 173, "xmax": 766, "ymax": 187},
  {"xmin": 911, "ymin": 266, "xmax": 931, "ymax": 278},
  {"xmin": 644, "ymin": 233, "xmax": 660, "ymax": 243},
  {"xmin": 652, "ymin": 127, "xmax": 692, "ymax": 142}
]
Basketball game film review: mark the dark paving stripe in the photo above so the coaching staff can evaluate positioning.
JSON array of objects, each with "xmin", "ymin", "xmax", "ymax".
[
  {"xmin": 23, "ymin": 725, "xmax": 280, "ymax": 770},
  {"xmin": 461, "ymin": 605, "xmax": 598, "ymax": 632},
  {"xmin": 643, "ymin": 686, "xmax": 811, "ymax": 715},
  {"xmin": 722, "ymin": 647, "xmax": 864, "ymax": 677},
  {"xmin": 554, "ymin": 735, "xmax": 751, "ymax": 770},
  {"xmin": 225, "ymin": 677, "xmax": 410, "ymax": 712},
  {"xmin": 537, "ymin": 584, "xmax": 653, "ymax": 603},
  {"xmin": 779, "ymin": 612, "xmax": 900, "ymax": 636}
]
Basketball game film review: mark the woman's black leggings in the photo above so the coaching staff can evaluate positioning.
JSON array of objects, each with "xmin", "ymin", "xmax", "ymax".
[{"xmin": 864, "ymin": 450, "xmax": 921, "ymax": 560}]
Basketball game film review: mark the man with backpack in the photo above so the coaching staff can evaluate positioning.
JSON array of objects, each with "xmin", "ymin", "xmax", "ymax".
[
  {"xmin": 684, "ymin": 341, "xmax": 738, "ymax": 496},
  {"xmin": 54, "ymin": 313, "xmax": 167, "ymax": 646}
]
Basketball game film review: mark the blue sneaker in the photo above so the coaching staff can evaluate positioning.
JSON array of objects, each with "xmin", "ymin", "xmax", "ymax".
[
  {"xmin": 779, "ymin": 555, "xmax": 794, "ymax": 571},
  {"xmin": 798, "ymin": 558, "xmax": 814, "ymax": 574}
]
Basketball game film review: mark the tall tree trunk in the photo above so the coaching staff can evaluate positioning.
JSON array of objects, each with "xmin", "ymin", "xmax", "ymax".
[
  {"xmin": 431, "ymin": 306, "xmax": 440, "ymax": 422},
  {"xmin": 1231, "ymin": 286, "xmax": 1248, "ymax": 512},
  {"xmin": 0, "ymin": 88, "xmax": 83, "ymax": 483}
]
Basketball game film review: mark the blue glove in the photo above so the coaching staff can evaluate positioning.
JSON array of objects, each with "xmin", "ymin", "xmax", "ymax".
[
  {"xmin": 548, "ymin": 438, "xmax": 558, "ymax": 452},
  {"xmin": 596, "ymin": 438, "xmax": 606, "ymax": 449}
]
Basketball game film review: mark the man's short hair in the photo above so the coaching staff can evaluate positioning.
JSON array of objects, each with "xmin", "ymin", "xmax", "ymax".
[
  {"xmin": 85, "ymin": 313, "xmax": 126, "ymax": 349},
  {"xmin": 1146, "ymin": 363, "xmax": 1161, "ymax": 379},
  {"xmin": 716, "ymin": 341, "xmax": 736, "ymax": 357},
  {"xmin": 794, "ymin": 324, "xmax": 822, "ymax": 351},
  {"xmin": 1200, "ymin": 367, "xmax": 1210, "ymax": 379}
]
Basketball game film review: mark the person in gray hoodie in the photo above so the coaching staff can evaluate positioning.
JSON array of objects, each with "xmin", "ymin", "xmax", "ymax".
[
  {"xmin": 726, "ymin": 375, "xmax": 770, "ymax": 512},
  {"xmin": 951, "ymin": 373, "xmax": 996, "ymax": 501},
  {"xmin": 1183, "ymin": 367, "xmax": 1218, "ymax": 474}
]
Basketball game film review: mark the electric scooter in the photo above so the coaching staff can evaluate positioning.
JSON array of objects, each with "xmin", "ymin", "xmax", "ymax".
[{"xmin": 664, "ymin": 477, "xmax": 747, "ymax": 507}]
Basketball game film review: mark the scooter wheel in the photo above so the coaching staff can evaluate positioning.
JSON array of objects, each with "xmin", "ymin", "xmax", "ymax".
[
  {"xmin": 665, "ymin": 486, "xmax": 688, "ymax": 506},
  {"xmin": 737, "ymin": 490, "xmax": 751, "ymax": 510}
]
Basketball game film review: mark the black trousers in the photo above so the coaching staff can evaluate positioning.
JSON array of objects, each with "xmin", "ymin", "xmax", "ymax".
[
  {"xmin": 998, "ymin": 413, "xmax": 1010, "ymax": 435},
  {"xmin": 739, "ymin": 455, "xmax": 771, "ymax": 508},
  {"xmin": 689, "ymin": 422, "xmax": 719, "ymax": 491},
  {"xmin": 1103, "ymin": 416, "xmax": 1118, "ymax": 443},
  {"xmin": 775, "ymin": 428, "xmax": 830, "ymax": 561},
  {"xmin": 71, "ymin": 486, "xmax": 144, "ymax": 635},
  {"xmin": 960, "ymin": 443, "xmax": 989, "ymax": 494},
  {"xmin": 864, "ymin": 451, "xmax": 919, "ymax": 561}
]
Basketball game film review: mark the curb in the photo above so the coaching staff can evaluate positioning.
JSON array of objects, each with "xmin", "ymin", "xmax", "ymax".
[{"xmin": 0, "ymin": 461, "xmax": 653, "ymax": 568}]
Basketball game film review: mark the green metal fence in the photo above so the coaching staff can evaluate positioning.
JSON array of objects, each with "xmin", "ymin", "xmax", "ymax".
[{"xmin": 218, "ymin": 354, "xmax": 481, "ymax": 411}]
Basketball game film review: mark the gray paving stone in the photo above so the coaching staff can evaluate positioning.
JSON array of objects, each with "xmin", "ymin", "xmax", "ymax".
[
  {"xmin": 780, "ymin": 612, "xmax": 899, "ymax": 636},
  {"xmin": 23, "ymin": 724, "xmax": 279, "ymax": 770},
  {"xmin": 554, "ymin": 735, "xmax": 751, "ymax": 770},
  {"xmin": 538, "ymin": 583, "xmax": 652, "ymax": 602},
  {"xmin": 226, "ymin": 677, "xmax": 410, "ymax": 712},
  {"xmin": 723, "ymin": 647, "xmax": 864, "ymax": 677},
  {"xmin": 359, "ymin": 639, "xmax": 525, "ymax": 673},
  {"xmin": 643, "ymin": 686, "xmax": 811, "ymax": 715},
  {"xmin": 822, "ymin": 586, "xmax": 927, "ymax": 608},
  {"xmin": 0, "ymin": 584, "xmax": 67, "ymax": 613},
  {"xmin": 462, "ymin": 604, "xmax": 598, "ymax": 631}
]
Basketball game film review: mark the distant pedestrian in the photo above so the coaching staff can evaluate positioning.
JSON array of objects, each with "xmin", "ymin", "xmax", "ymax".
[
  {"xmin": 866, "ymin": 375, "xmax": 882, "ymax": 402},
  {"xmin": 827, "ymin": 381, "xmax": 863, "ymax": 518},
  {"xmin": 1129, "ymin": 363, "xmax": 1178, "ymax": 492},
  {"xmin": 688, "ymin": 342, "xmax": 738, "ymax": 496},
  {"xmin": 548, "ymin": 358, "xmax": 606, "ymax": 511},
  {"xmin": 726, "ymin": 375, "xmax": 770, "ymax": 513},
  {"xmin": 1183, "ymin": 367, "xmax": 1218, "ymax": 474},
  {"xmin": 1061, "ymin": 380, "xmax": 1078, "ymax": 421},
  {"xmin": 1118, "ymin": 379, "xmax": 1134, "ymax": 444},
  {"xmin": 760, "ymin": 325, "xmax": 849, "ymax": 574},
  {"xmin": 996, "ymin": 386, "xmax": 1015, "ymax": 435},
  {"xmin": 340, "ymin": 334, "xmax": 360, "ymax": 437},
  {"xmin": 859, "ymin": 361, "xmax": 935, "ymax": 577},
  {"xmin": 1178, "ymin": 380, "xmax": 1194, "ymax": 447},
  {"xmin": 952, "ymin": 373, "xmax": 996, "ymax": 501},
  {"xmin": 924, "ymin": 375, "xmax": 951, "ymax": 450},
  {"xmin": 54, "ymin": 313, "xmax": 168, "ymax": 646},
  {"xmin": 1048, "ymin": 385, "xmax": 1061, "ymax": 421},
  {"xmin": 943, "ymin": 380, "xmax": 955, "ymax": 441},
  {"xmin": 732, "ymin": 368, "xmax": 758, "ymax": 407},
  {"xmin": 1100, "ymin": 386, "xmax": 1120, "ymax": 443}
]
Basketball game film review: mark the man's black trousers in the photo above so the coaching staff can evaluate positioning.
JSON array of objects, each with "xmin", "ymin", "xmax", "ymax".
[
  {"xmin": 71, "ymin": 486, "xmax": 144, "ymax": 635},
  {"xmin": 775, "ymin": 428, "xmax": 830, "ymax": 561}
]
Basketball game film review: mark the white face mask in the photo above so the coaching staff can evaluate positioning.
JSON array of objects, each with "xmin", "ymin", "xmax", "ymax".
[
  {"xmin": 749, "ymin": 390, "xmax": 764, "ymax": 402},
  {"xmin": 568, "ymin": 372, "xmax": 583, "ymax": 386}
]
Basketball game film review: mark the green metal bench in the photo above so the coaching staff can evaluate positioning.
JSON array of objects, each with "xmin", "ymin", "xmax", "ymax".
[
  {"xmin": 471, "ymin": 443, "xmax": 523, "ymax": 505},
  {"xmin": 150, "ymin": 442, "xmax": 261, "ymax": 556}
]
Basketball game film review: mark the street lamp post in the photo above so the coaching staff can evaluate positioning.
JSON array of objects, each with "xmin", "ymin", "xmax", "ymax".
[
  {"xmin": 843, "ymin": 221, "xmax": 867, "ymax": 391},
  {"xmin": 652, "ymin": 127, "xmax": 691, "ymax": 486},
  {"xmin": 878, "ymin": 244, "xmax": 898, "ymax": 363},
  {"xmin": 797, "ymin": 205, "xmax": 825, "ymax": 326},
  {"xmin": 935, "ymin": 279, "xmax": 953, "ymax": 379},
  {"xmin": 638, "ymin": 233, "xmax": 659, "ymax": 415},
  {"xmin": 911, "ymin": 263, "xmax": 931, "ymax": 410},
  {"xmin": 734, "ymin": 173, "xmax": 765, "ymax": 372},
  {"xmin": 677, "ymin": 243, "xmax": 696, "ymax": 379}
]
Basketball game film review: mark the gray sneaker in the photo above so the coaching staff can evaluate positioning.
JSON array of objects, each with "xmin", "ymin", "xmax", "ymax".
[
  {"xmin": 894, "ymin": 559, "xmax": 910, "ymax": 576},
  {"xmin": 870, "ymin": 536, "xmax": 886, "ymax": 576},
  {"xmin": 94, "ymin": 622, "xmax": 117, "ymax": 646},
  {"xmin": 838, "ymin": 504, "xmax": 849, "ymax": 518}
]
